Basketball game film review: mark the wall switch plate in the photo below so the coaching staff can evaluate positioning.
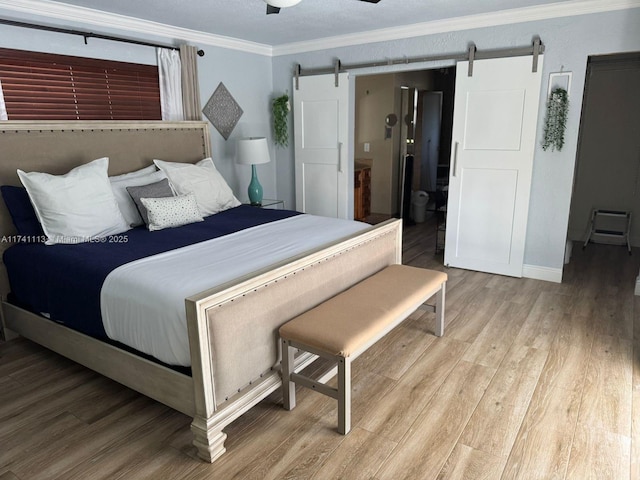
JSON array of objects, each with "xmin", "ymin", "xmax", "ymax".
[{"xmin": 364, "ymin": 142, "xmax": 370, "ymax": 152}]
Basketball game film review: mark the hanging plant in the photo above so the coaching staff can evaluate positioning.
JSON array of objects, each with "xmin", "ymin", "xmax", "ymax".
[
  {"xmin": 272, "ymin": 94, "xmax": 290, "ymax": 147},
  {"xmin": 542, "ymin": 87, "xmax": 569, "ymax": 152}
]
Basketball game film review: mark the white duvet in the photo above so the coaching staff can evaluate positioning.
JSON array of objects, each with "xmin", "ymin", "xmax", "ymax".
[{"xmin": 101, "ymin": 214, "xmax": 369, "ymax": 366}]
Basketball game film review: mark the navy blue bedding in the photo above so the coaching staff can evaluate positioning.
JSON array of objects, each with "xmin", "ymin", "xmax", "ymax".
[{"xmin": 4, "ymin": 206, "xmax": 300, "ymax": 339}]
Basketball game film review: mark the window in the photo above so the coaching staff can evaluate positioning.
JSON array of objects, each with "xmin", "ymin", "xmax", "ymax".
[{"xmin": 0, "ymin": 48, "xmax": 161, "ymax": 120}]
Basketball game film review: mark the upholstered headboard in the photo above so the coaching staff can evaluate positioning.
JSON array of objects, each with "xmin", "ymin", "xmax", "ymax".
[{"xmin": 0, "ymin": 120, "xmax": 212, "ymax": 300}]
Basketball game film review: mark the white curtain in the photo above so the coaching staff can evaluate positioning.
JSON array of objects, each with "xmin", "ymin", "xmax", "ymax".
[
  {"xmin": 0, "ymin": 79, "xmax": 7, "ymax": 120},
  {"xmin": 157, "ymin": 48, "xmax": 184, "ymax": 121}
]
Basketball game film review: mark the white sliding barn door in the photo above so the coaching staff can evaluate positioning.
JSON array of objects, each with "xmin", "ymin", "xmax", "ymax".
[
  {"xmin": 294, "ymin": 73, "xmax": 349, "ymax": 218},
  {"xmin": 444, "ymin": 55, "xmax": 543, "ymax": 277}
]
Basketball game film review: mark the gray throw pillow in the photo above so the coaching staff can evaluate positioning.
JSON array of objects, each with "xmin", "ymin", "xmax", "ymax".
[{"xmin": 126, "ymin": 178, "xmax": 174, "ymax": 225}]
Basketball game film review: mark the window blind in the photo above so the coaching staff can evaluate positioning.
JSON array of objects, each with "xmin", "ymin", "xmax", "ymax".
[{"xmin": 0, "ymin": 48, "xmax": 161, "ymax": 120}]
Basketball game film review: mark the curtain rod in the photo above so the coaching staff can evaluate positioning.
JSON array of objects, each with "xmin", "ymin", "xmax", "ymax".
[{"xmin": 0, "ymin": 18, "xmax": 205, "ymax": 56}]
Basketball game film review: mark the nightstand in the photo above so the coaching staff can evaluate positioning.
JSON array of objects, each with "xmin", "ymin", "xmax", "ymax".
[{"xmin": 243, "ymin": 199, "xmax": 285, "ymax": 210}]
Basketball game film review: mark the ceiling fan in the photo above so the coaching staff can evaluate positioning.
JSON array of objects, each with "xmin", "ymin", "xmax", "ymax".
[{"xmin": 265, "ymin": 0, "xmax": 381, "ymax": 15}]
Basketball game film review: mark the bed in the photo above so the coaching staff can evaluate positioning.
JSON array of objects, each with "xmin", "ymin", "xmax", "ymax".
[{"xmin": 0, "ymin": 121, "xmax": 402, "ymax": 463}]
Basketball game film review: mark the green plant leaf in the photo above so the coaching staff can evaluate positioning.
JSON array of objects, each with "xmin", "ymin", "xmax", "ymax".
[
  {"xmin": 542, "ymin": 87, "xmax": 569, "ymax": 152},
  {"xmin": 272, "ymin": 94, "xmax": 290, "ymax": 147}
]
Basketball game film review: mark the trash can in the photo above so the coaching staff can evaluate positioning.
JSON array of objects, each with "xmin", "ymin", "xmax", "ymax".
[{"xmin": 412, "ymin": 190, "xmax": 429, "ymax": 223}]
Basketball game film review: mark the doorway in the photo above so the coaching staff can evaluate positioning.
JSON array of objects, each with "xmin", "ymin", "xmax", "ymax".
[
  {"xmin": 353, "ymin": 68, "xmax": 455, "ymax": 224},
  {"xmin": 567, "ymin": 52, "xmax": 640, "ymax": 250}
]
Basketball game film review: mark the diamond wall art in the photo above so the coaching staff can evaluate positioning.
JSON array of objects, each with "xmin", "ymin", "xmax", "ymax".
[{"xmin": 202, "ymin": 82, "xmax": 243, "ymax": 140}]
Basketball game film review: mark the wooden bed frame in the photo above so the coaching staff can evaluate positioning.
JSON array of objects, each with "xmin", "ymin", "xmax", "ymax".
[{"xmin": 0, "ymin": 121, "xmax": 402, "ymax": 463}]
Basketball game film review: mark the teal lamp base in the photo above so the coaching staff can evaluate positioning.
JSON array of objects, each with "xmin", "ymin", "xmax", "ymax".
[{"xmin": 247, "ymin": 164, "xmax": 263, "ymax": 206}]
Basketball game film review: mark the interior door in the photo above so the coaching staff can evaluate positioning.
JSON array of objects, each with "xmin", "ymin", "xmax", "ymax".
[
  {"xmin": 444, "ymin": 55, "xmax": 543, "ymax": 277},
  {"xmin": 294, "ymin": 72, "xmax": 350, "ymax": 218}
]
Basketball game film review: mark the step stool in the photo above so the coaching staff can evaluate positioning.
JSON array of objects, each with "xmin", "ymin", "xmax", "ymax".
[{"xmin": 583, "ymin": 209, "xmax": 631, "ymax": 255}]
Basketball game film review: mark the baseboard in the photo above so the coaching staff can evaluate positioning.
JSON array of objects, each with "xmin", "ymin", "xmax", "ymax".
[
  {"xmin": 523, "ymin": 264, "xmax": 563, "ymax": 283},
  {"xmin": 635, "ymin": 274, "xmax": 640, "ymax": 296}
]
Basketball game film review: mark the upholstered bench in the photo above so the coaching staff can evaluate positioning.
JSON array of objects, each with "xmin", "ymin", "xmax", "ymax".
[{"xmin": 279, "ymin": 264, "xmax": 447, "ymax": 434}]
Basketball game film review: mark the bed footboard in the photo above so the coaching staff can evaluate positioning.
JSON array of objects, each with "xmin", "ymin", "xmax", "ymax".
[{"xmin": 185, "ymin": 218, "xmax": 402, "ymax": 462}]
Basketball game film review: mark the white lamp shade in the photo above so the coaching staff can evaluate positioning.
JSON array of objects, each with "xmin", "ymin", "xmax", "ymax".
[
  {"xmin": 264, "ymin": 0, "xmax": 302, "ymax": 7},
  {"xmin": 236, "ymin": 137, "xmax": 271, "ymax": 166}
]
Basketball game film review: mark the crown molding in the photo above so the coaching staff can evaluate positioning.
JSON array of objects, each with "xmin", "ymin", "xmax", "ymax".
[
  {"xmin": 0, "ymin": 0, "xmax": 638, "ymax": 58},
  {"xmin": 0, "ymin": 0, "xmax": 273, "ymax": 56},
  {"xmin": 272, "ymin": 0, "xmax": 640, "ymax": 56}
]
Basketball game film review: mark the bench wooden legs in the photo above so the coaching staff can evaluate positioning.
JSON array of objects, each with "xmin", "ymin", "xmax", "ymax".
[
  {"xmin": 337, "ymin": 357, "xmax": 351, "ymax": 434},
  {"xmin": 435, "ymin": 282, "xmax": 446, "ymax": 337},
  {"xmin": 417, "ymin": 281, "xmax": 447, "ymax": 336},
  {"xmin": 281, "ymin": 338, "xmax": 352, "ymax": 434}
]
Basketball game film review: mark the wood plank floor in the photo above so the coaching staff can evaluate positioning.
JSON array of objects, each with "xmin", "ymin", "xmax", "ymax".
[{"xmin": 1, "ymin": 216, "xmax": 638, "ymax": 479}]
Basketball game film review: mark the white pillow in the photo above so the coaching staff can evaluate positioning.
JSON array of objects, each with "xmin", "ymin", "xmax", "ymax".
[
  {"xmin": 153, "ymin": 158, "xmax": 240, "ymax": 216},
  {"xmin": 17, "ymin": 157, "xmax": 130, "ymax": 245},
  {"xmin": 140, "ymin": 194, "xmax": 204, "ymax": 231},
  {"xmin": 110, "ymin": 170, "xmax": 167, "ymax": 227},
  {"xmin": 109, "ymin": 164, "xmax": 157, "ymax": 182}
]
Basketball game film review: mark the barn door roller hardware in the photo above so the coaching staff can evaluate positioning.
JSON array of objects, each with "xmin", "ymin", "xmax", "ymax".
[{"xmin": 294, "ymin": 37, "xmax": 544, "ymax": 87}]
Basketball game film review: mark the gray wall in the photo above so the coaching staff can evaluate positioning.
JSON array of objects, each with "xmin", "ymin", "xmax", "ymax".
[
  {"xmin": 1, "ymin": 7, "xmax": 639, "ymax": 273},
  {"xmin": 272, "ymin": 9, "xmax": 640, "ymax": 272},
  {"xmin": 567, "ymin": 58, "xmax": 640, "ymax": 247},
  {"xmin": 0, "ymin": 16, "xmax": 276, "ymax": 202}
]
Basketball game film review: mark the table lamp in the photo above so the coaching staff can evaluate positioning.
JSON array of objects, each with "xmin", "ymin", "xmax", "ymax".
[{"xmin": 236, "ymin": 137, "xmax": 271, "ymax": 206}]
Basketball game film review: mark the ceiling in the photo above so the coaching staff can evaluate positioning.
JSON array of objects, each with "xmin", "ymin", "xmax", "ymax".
[{"xmin": 44, "ymin": 0, "xmax": 585, "ymax": 47}]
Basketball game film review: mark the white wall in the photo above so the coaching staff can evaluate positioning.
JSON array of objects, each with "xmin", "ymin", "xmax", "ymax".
[
  {"xmin": 272, "ymin": 9, "xmax": 640, "ymax": 274},
  {"xmin": 0, "ymin": 16, "xmax": 276, "ymax": 202}
]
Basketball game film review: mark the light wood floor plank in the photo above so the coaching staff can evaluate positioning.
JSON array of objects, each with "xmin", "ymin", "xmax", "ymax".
[
  {"xmin": 634, "ymin": 295, "xmax": 640, "ymax": 344},
  {"xmin": 0, "ymin": 472, "xmax": 21, "ymax": 480},
  {"xmin": 311, "ymin": 427, "xmax": 397, "ymax": 480},
  {"xmin": 460, "ymin": 344, "xmax": 548, "ymax": 457},
  {"xmin": 535, "ymin": 312, "xmax": 594, "ymax": 393},
  {"xmin": 0, "ymin": 377, "xmax": 113, "ymax": 440},
  {"xmin": 594, "ymin": 290, "xmax": 634, "ymax": 339},
  {"xmin": 633, "ymin": 344, "xmax": 640, "ymax": 480},
  {"xmin": 502, "ymin": 417, "xmax": 575, "ymax": 480},
  {"xmin": 55, "ymin": 409, "xmax": 188, "ymax": 480},
  {"xmin": 16, "ymin": 398, "xmax": 170, "ymax": 480},
  {"xmin": 484, "ymin": 276, "xmax": 552, "ymax": 308},
  {"xmin": 0, "ymin": 337, "xmax": 55, "ymax": 377},
  {"xmin": 358, "ymin": 336, "xmax": 469, "ymax": 442},
  {"xmin": 373, "ymin": 361, "xmax": 495, "ymax": 480},
  {"xmin": 445, "ymin": 287, "xmax": 512, "ymax": 344},
  {"xmin": 440, "ymin": 271, "xmax": 493, "ymax": 328},
  {"xmin": 356, "ymin": 313, "xmax": 435, "ymax": 381},
  {"xmin": 633, "ymin": 296, "xmax": 640, "ymax": 480},
  {"xmin": 0, "ymin": 412, "xmax": 87, "ymax": 476},
  {"xmin": 0, "ymin": 221, "xmax": 636, "ymax": 480},
  {"xmin": 437, "ymin": 443, "xmax": 506, "ymax": 480},
  {"xmin": 64, "ymin": 376, "xmax": 142, "ymax": 424},
  {"xmin": 0, "ymin": 363, "xmax": 95, "ymax": 419},
  {"xmin": 577, "ymin": 333, "xmax": 633, "ymax": 436},
  {"xmin": 514, "ymin": 291, "xmax": 572, "ymax": 351},
  {"xmin": 566, "ymin": 425, "xmax": 631, "ymax": 480},
  {"xmin": 501, "ymin": 385, "xmax": 582, "ymax": 479},
  {"xmin": 112, "ymin": 447, "xmax": 201, "ymax": 480},
  {"xmin": 462, "ymin": 300, "xmax": 532, "ymax": 368}
]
